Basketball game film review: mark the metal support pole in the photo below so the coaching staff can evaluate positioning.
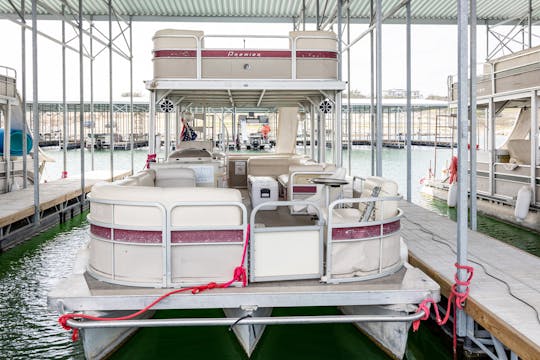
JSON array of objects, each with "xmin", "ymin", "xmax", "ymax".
[
  {"xmin": 375, "ymin": 0, "xmax": 383, "ymax": 176},
  {"xmin": 79, "ymin": 0, "xmax": 85, "ymax": 202},
  {"xmin": 90, "ymin": 19, "xmax": 95, "ymax": 170},
  {"xmin": 21, "ymin": 0, "xmax": 27, "ymax": 188},
  {"xmin": 406, "ymin": 0, "xmax": 412, "ymax": 202},
  {"xmin": 108, "ymin": 0, "xmax": 114, "ymax": 182},
  {"xmin": 4, "ymin": 99, "xmax": 11, "ymax": 192},
  {"xmin": 456, "ymin": 0, "xmax": 470, "ymax": 337},
  {"xmin": 335, "ymin": 0, "xmax": 343, "ymax": 167},
  {"xmin": 531, "ymin": 91, "xmax": 538, "ymax": 203},
  {"xmin": 316, "ymin": 0, "xmax": 320, "ymax": 30},
  {"xmin": 318, "ymin": 112, "xmax": 325, "ymax": 162},
  {"xmin": 310, "ymin": 105, "xmax": 316, "ymax": 159},
  {"xmin": 129, "ymin": 18, "xmax": 134, "ymax": 174},
  {"xmin": 470, "ymin": 0, "xmax": 478, "ymax": 230},
  {"xmin": 347, "ymin": 2, "xmax": 352, "ymax": 175},
  {"xmin": 31, "ymin": 0, "xmax": 40, "ymax": 224},
  {"xmin": 149, "ymin": 91, "xmax": 156, "ymax": 154},
  {"xmin": 302, "ymin": 0, "xmax": 306, "ymax": 31},
  {"xmin": 528, "ymin": 0, "xmax": 533, "ymax": 48},
  {"xmin": 370, "ymin": 0, "xmax": 375, "ymax": 176},
  {"xmin": 488, "ymin": 98, "xmax": 495, "ymax": 195},
  {"xmin": 62, "ymin": 5, "xmax": 67, "ymax": 178},
  {"xmin": 165, "ymin": 112, "xmax": 170, "ymax": 159}
]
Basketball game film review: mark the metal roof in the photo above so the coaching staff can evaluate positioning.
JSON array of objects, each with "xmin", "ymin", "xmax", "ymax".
[{"xmin": 1, "ymin": 0, "xmax": 539, "ymax": 24}]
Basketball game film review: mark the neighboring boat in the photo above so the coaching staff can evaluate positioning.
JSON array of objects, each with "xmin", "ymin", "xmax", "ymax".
[
  {"xmin": 422, "ymin": 45, "xmax": 540, "ymax": 233},
  {"xmin": 49, "ymin": 29, "xmax": 440, "ymax": 359},
  {"xmin": 0, "ymin": 65, "xmax": 50, "ymax": 193}
]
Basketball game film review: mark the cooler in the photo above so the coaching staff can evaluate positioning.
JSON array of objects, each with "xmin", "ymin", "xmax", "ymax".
[{"xmin": 248, "ymin": 175, "xmax": 278, "ymax": 210}]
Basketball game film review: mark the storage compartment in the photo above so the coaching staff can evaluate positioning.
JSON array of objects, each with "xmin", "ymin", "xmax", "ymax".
[
  {"xmin": 290, "ymin": 31, "xmax": 337, "ymax": 79},
  {"xmin": 248, "ymin": 175, "xmax": 278, "ymax": 210}
]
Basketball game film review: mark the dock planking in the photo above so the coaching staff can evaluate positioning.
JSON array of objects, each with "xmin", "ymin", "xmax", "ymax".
[
  {"xmin": 400, "ymin": 200, "xmax": 540, "ymax": 360},
  {"xmin": 0, "ymin": 170, "xmax": 130, "ymax": 249}
]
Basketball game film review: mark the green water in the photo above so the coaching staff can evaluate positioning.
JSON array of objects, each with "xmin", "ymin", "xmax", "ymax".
[{"xmin": 0, "ymin": 146, "xmax": 537, "ymax": 358}]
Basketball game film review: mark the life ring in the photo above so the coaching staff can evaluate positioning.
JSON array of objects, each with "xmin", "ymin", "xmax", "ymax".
[{"xmin": 448, "ymin": 156, "xmax": 458, "ymax": 184}]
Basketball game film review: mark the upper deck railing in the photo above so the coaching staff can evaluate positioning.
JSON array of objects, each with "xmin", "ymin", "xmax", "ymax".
[{"xmin": 0, "ymin": 65, "xmax": 17, "ymax": 100}]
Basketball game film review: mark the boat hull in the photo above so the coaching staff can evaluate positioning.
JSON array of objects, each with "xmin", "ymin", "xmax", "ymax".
[
  {"xmin": 340, "ymin": 305, "xmax": 413, "ymax": 360},
  {"xmin": 223, "ymin": 307, "xmax": 272, "ymax": 356},
  {"xmin": 422, "ymin": 180, "xmax": 540, "ymax": 233},
  {"xmin": 80, "ymin": 310, "xmax": 154, "ymax": 360}
]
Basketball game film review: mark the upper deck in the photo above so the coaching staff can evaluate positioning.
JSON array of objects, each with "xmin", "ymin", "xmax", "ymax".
[{"xmin": 145, "ymin": 30, "xmax": 346, "ymax": 107}]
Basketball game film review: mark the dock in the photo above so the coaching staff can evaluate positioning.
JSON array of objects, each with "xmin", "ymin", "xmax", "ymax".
[
  {"xmin": 0, "ymin": 170, "xmax": 130, "ymax": 252},
  {"xmin": 400, "ymin": 201, "xmax": 540, "ymax": 360}
]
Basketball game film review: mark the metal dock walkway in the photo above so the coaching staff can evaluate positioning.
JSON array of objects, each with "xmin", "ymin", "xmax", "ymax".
[
  {"xmin": 400, "ymin": 201, "xmax": 540, "ymax": 360},
  {"xmin": 0, "ymin": 170, "xmax": 130, "ymax": 251}
]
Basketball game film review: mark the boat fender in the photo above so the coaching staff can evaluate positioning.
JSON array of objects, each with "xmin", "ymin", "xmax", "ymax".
[
  {"xmin": 447, "ymin": 182, "xmax": 457, "ymax": 207},
  {"xmin": 514, "ymin": 186, "xmax": 532, "ymax": 222}
]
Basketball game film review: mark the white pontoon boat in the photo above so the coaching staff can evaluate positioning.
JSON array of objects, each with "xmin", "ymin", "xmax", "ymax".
[
  {"xmin": 49, "ymin": 29, "xmax": 440, "ymax": 359},
  {"xmin": 423, "ymin": 45, "xmax": 540, "ymax": 233}
]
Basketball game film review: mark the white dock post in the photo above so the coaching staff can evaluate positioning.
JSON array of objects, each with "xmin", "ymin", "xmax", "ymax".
[
  {"xmin": 31, "ymin": 0, "xmax": 40, "ymax": 224},
  {"xmin": 531, "ymin": 91, "xmax": 538, "ymax": 202},
  {"xmin": 108, "ymin": 0, "xmax": 114, "ymax": 182},
  {"xmin": 375, "ymin": 0, "xmax": 383, "ymax": 177},
  {"xmin": 78, "ymin": 0, "xmax": 85, "ymax": 203},
  {"xmin": 469, "ymin": 0, "xmax": 478, "ymax": 230},
  {"xmin": 406, "ymin": 0, "xmax": 412, "ymax": 202},
  {"xmin": 21, "ymin": 0, "xmax": 28, "ymax": 189}
]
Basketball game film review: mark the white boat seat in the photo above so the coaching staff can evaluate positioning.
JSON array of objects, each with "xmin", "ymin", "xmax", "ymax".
[{"xmin": 154, "ymin": 167, "xmax": 196, "ymax": 188}]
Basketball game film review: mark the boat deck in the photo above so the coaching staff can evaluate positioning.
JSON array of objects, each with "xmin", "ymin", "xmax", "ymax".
[
  {"xmin": 400, "ymin": 201, "xmax": 540, "ymax": 360},
  {"xmin": 48, "ymin": 264, "xmax": 438, "ymax": 312},
  {"xmin": 0, "ymin": 170, "xmax": 130, "ymax": 251}
]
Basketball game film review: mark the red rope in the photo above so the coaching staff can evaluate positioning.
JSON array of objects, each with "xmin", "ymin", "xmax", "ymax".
[
  {"xmin": 59, "ymin": 224, "xmax": 250, "ymax": 341},
  {"xmin": 413, "ymin": 263, "xmax": 474, "ymax": 360}
]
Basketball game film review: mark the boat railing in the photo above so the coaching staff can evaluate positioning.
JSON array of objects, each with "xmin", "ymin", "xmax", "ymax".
[
  {"xmin": 153, "ymin": 32, "xmax": 337, "ymax": 81},
  {"xmin": 87, "ymin": 193, "xmax": 248, "ymax": 288},
  {"xmin": 249, "ymin": 200, "xmax": 324, "ymax": 282},
  {"xmin": 0, "ymin": 65, "xmax": 17, "ymax": 99},
  {"xmin": 325, "ymin": 196, "xmax": 404, "ymax": 284}
]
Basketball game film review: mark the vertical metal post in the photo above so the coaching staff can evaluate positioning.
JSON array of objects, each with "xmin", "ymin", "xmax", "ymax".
[
  {"xmin": 370, "ymin": 0, "xmax": 375, "ymax": 176},
  {"xmin": 375, "ymin": 0, "xmax": 383, "ymax": 176},
  {"xmin": 406, "ymin": 0, "xmax": 412, "ymax": 202},
  {"xmin": 485, "ymin": 20, "xmax": 489, "ymax": 60},
  {"xmin": 31, "ymin": 0, "xmax": 40, "ymax": 224},
  {"xmin": 90, "ymin": 19, "xmax": 95, "ymax": 170},
  {"xmin": 456, "ymin": 0, "xmax": 470, "ymax": 337},
  {"xmin": 488, "ymin": 99, "xmax": 494, "ymax": 195},
  {"xmin": 202, "ymin": 106, "xmax": 206, "ymax": 141},
  {"xmin": 221, "ymin": 108, "xmax": 226, "ymax": 151},
  {"xmin": 335, "ymin": 0, "xmax": 343, "ymax": 167},
  {"xmin": 175, "ymin": 106, "xmax": 179, "ymax": 148},
  {"xmin": 149, "ymin": 91, "xmax": 156, "ymax": 154},
  {"xmin": 62, "ymin": 4, "xmax": 67, "ymax": 178},
  {"xmin": 316, "ymin": 0, "xmax": 320, "ymax": 30},
  {"xmin": 318, "ymin": 112, "xmax": 325, "ymax": 162},
  {"xmin": 531, "ymin": 91, "xmax": 538, "ymax": 203},
  {"xmin": 79, "ymin": 0, "xmax": 85, "ymax": 202},
  {"xmin": 108, "ymin": 0, "xmax": 114, "ymax": 181},
  {"xmin": 4, "ymin": 99, "xmax": 11, "ymax": 192},
  {"xmin": 21, "ymin": 0, "xmax": 28, "ymax": 188},
  {"xmin": 310, "ymin": 105, "xmax": 316, "ymax": 159},
  {"xmin": 528, "ymin": 0, "xmax": 533, "ymax": 48},
  {"xmin": 347, "ymin": 2, "xmax": 352, "ymax": 175},
  {"xmin": 302, "ymin": 0, "xmax": 306, "ymax": 31},
  {"xmin": 129, "ymin": 18, "xmax": 134, "ymax": 174},
  {"xmin": 470, "ymin": 0, "xmax": 478, "ymax": 230},
  {"xmin": 165, "ymin": 112, "xmax": 170, "ymax": 159}
]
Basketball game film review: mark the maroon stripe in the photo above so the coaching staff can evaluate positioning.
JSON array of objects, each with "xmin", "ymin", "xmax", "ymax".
[
  {"xmin": 91, "ymin": 224, "xmax": 111, "ymax": 239},
  {"xmin": 114, "ymin": 229, "xmax": 163, "ymax": 244},
  {"xmin": 172, "ymin": 230, "xmax": 243, "ymax": 243},
  {"xmin": 154, "ymin": 49, "xmax": 336, "ymax": 59},
  {"xmin": 293, "ymin": 185, "xmax": 318, "ymax": 193},
  {"xmin": 332, "ymin": 220, "xmax": 400, "ymax": 241},
  {"xmin": 296, "ymin": 50, "xmax": 337, "ymax": 59},
  {"xmin": 154, "ymin": 49, "xmax": 196, "ymax": 58},
  {"xmin": 202, "ymin": 50, "xmax": 292, "ymax": 58}
]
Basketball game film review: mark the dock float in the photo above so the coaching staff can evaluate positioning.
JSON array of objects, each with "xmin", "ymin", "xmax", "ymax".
[
  {"xmin": 0, "ymin": 170, "xmax": 130, "ymax": 252},
  {"xmin": 400, "ymin": 201, "xmax": 540, "ymax": 360}
]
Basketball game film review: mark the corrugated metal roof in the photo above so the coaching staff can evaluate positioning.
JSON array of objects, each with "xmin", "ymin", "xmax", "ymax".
[{"xmin": 0, "ymin": 0, "xmax": 539, "ymax": 23}]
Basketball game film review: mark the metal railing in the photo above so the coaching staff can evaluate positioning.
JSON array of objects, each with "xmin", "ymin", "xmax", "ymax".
[{"xmin": 0, "ymin": 65, "xmax": 17, "ymax": 99}]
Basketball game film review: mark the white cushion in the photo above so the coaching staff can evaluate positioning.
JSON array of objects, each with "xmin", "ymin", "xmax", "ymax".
[{"xmin": 155, "ymin": 167, "xmax": 196, "ymax": 188}]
